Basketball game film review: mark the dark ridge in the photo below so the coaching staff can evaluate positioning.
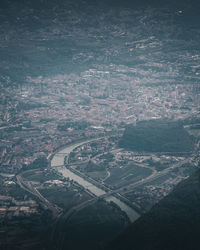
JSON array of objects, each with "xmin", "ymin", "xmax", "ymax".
[{"xmin": 106, "ymin": 169, "xmax": 200, "ymax": 250}]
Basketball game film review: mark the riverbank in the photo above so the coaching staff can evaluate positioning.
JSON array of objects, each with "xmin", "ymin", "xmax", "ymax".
[{"xmin": 50, "ymin": 138, "xmax": 140, "ymax": 223}]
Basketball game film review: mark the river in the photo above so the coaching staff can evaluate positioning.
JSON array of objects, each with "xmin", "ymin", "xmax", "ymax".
[{"xmin": 51, "ymin": 138, "xmax": 140, "ymax": 223}]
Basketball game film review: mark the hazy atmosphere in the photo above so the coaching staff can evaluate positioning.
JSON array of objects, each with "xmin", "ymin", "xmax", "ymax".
[{"xmin": 0, "ymin": 0, "xmax": 200, "ymax": 249}]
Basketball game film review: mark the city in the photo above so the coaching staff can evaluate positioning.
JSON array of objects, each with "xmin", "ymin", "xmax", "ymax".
[{"xmin": 0, "ymin": 0, "xmax": 200, "ymax": 249}]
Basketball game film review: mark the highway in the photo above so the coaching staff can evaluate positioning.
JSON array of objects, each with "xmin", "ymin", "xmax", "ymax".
[
  {"xmin": 16, "ymin": 172, "xmax": 61, "ymax": 218},
  {"xmin": 51, "ymin": 138, "xmax": 140, "ymax": 223},
  {"xmin": 101, "ymin": 159, "xmax": 190, "ymax": 197},
  {"xmin": 16, "ymin": 135, "xmax": 191, "ymax": 224},
  {"xmin": 16, "ymin": 137, "xmax": 193, "ymax": 250}
]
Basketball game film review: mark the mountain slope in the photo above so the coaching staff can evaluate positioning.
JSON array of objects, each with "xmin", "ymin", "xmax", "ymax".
[{"xmin": 107, "ymin": 169, "xmax": 200, "ymax": 250}]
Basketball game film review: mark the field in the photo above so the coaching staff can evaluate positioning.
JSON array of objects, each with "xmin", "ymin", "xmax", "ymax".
[
  {"xmin": 104, "ymin": 164, "xmax": 152, "ymax": 189},
  {"xmin": 40, "ymin": 185, "xmax": 92, "ymax": 211},
  {"xmin": 76, "ymin": 163, "xmax": 108, "ymax": 181}
]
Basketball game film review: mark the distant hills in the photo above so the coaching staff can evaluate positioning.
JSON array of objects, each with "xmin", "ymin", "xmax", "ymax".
[
  {"xmin": 119, "ymin": 120, "xmax": 194, "ymax": 154},
  {"xmin": 106, "ymin": 168, "xmax": 200, "ymax": 250}
]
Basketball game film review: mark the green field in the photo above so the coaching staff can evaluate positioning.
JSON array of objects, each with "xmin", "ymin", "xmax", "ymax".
[
  {"xmin": 76, "ymin": 162, "xmax": 108, "ymax": 181},
  {"xmin": 104, "ymin": 164, "xmax": 152, "ymax": 189},
  {"xmin": 40, "ymin": 185, "xmax": 91, "ymax": 211}
]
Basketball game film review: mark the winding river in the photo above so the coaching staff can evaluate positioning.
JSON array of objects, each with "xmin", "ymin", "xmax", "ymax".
[{"xmin": 51, "ymin": 138, "xmax": 140, "ymax": 223}]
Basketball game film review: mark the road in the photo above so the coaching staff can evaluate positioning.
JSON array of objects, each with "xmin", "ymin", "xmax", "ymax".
[
  {"xmin": 51, "ymin": 138, "xmax": 141, "ymax": 223},
  {"xmin": 100, "ymin": 158, "xmax": 190, "ymax": 197},
  {"xmin": 16, "ymin": 136, "xmax": 194, "ymax": 250},
  {"xmin": 16, "ymin": 172, "xmax": 61, "ymax": 218}
]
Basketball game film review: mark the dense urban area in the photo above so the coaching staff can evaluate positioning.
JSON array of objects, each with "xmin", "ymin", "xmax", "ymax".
[{"xmin": 0, "ymin": 0, "xmax": 200, "ymax": 249}]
